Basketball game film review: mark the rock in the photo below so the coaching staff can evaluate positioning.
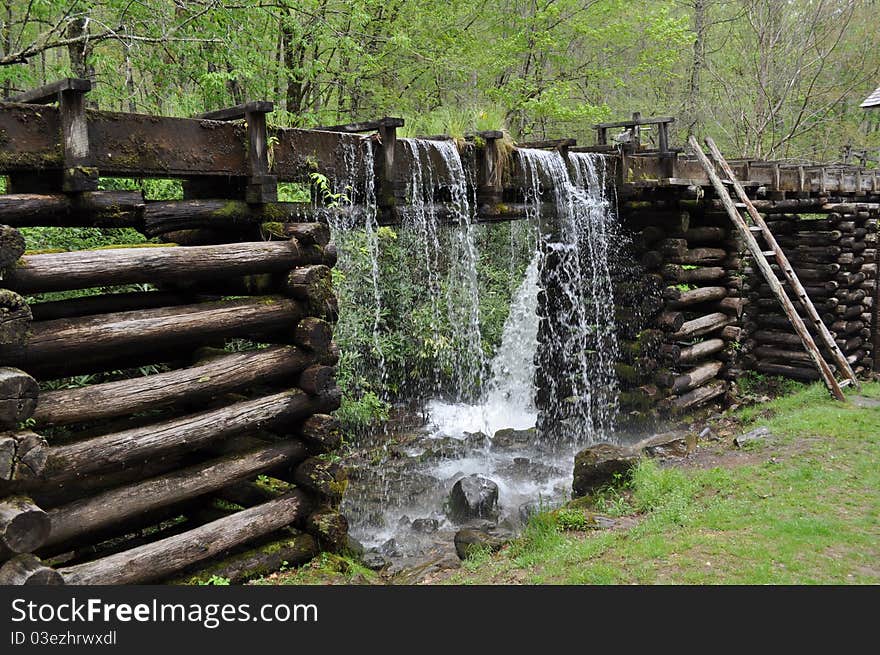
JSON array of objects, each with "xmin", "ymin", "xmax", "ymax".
[
  {"xmin": 490, "ymin": 427, "xmax": 536, "ymax": 451},
  {"xmin": 734, "ymin": 426, "xmax": 771, "ymax": 448},
  {"xmin": 517, "ymin": 501, "xmax": 543, "ymax": 525},
  {"xmin": 345, "ymin": 535, "xmax": 365, "ymax": 557},
  {"xmin": 448, "ymin": 474, "xmax": 499, "ymax": 522},
  {"xmin": 379, "ymin": 538, "xmax": 402, "ymax": 557},
  {"xmin": 572, "ymin": 443, "xmax": 638, "ymax": 498},
  {"xmin": 397, "ymin": 515, "xmax": 412, "ymax": 528},
  {"xmin": 634, "ymin": 431, "xmax": 689, "ymax": 458},
  {"xmin": 361, "ymin": 551, "xmax": 388, "ymax": 570},
  {"xmin": 411, "ymin": 518, "xmax": 439, "ymax": 533},
  {"xmin": 453, "ymin": 526, "xmax": 513, "ymax": 560},
  {"xmin": 464, "ymin": 431, "xmax": 490, "ymax": 449}
]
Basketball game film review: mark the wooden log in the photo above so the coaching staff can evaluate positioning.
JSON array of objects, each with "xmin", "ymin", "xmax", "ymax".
[
  {"xmin": 667, "ymin": 247, "xmax": 727, "ymax": 265},
  {"xmin": 280, "ymin": 222, "xmax": 331, "ymax": 246},
  {"xmin": 0, "ymin": 431, "xmax": 48, "ymax": 482},
  {"xmin": 41, "ymin": 389, "xmax": 334, "ymax": 483},
  {"xmin": 43, "ymin": 439, "xmax": 309, "ymax": 549},
  {"xmin": 721, "ymin": 325, "xmax": 742, "ymax": 341},
  {"xmin": 305, "ymin": 507, "xmax": 349, "ymax": 552},
  {"xmin": 617, "ymin": 330, "xmax": 665, "ymax": 360},
  {"xmin": 142, "ymin": 199, "xmax": 326, "ymax": 236},
  {"xmin": 657, "ymin": 343, "xmax": 681, "ymax": 364},
  {"xmin": 678, "ymin": 338, "xmax": 725, "ymax": 365},
  {"xmin": 59, "ymin": 491, "xmax": 312, "ymax": 585},
  {"xmin": 0, "ymin": 296, "xmax": 305, "ymax": 378},
  {"xmin": 169, "ymin": 529, "xmax": 317, "ymax": 585},
  {"xmin": 713, "ymin": 297, "xmax": 746, "ymax": 317},
  {"xmin": 33, "ymin": 345, "xmax": 320, "ymax": 428},
  {"xmin": 30, "ymin": 290, "xmax": 203, "ymax": 322},
  {"xmin": 830, "ymin": 320, "xmax": 864, "ymax": 335},
  {"xmin": 755, "ymin": 361, "xmax": 820, "ymax": 382},
  {"xmin": 0, "ymin": 290, "xmax": 32, "ymax": 345},
  {"xmin": 0, "ymin": 553, "xmax": 63, "ymax": 585},
  {"xmin": 670, "ymin": 380, "xmax": 728, "ymax": 411},
  {"xmin": 5, "ymin": 241, "xmax": 318, "ymax": 294},
  {"xmin": 664, "ymin": 285, "xmax": 727, "ymax": 306},
  {"xmin": 659, "ymin": 238, "xmax": 688, "ymax": 258},
  {"xmin": 661, "ymin": 264, "xmax": 726, "ymax": 283},
  {"xmin": 286, "ymin": 265, "xmax": 338, "ymax": 319},
  {"xmin": 664, "ymin": 361, "xmax": 723, "ymax": 394},
  {"xmin": 656, "ymin": 311, "xmax": 685, "ymax": 332},
  {"xmin": 0, "ymin": 368, "xmax": 38, "ymax": 430},
  {"xmin": 298, "ymin": 364, "xmax": 336, "ymax": 395},
  {"xmin": 0, "ymin": 224, "xmax": 26, "ymax": 270},
  {"xmin": 0, "ymin": 496, "xmax": 50, "ymax": 553},
  {"xmin": 0, "ymin": 192, "xmax": 144, "ymax": 228},
  {"xmin": 297, "ymin": 414, "xmax": 342, "ymax": 452},
  {"xmin": 754, "ymin": 329, "xmax": 810, "ymax": 348},
  {"xmin": 634, "ymin": 226, "xmax": 665, "ymax": 249},
  {"xmin": 671, "ymin": 312, "xmax": 732, "ymax": 340},
  {"xmin": 753, "ymin": 346, "xmax": 816, "ymax": 366},
  {"xmin": 672, "ymin": 226, "xmax": 727, "ymax": 244},
  {"xmin": 294, "ymin": 317, "xmax": 334, "ymax": 352},
  {"xmin": 292, "ymin": 457, "xmax": 347, "ymax": 502}
]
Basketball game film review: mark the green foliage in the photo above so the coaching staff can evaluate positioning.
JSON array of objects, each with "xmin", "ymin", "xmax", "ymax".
[{"xmin": 198, "ymin": 575, "xmax": 231, "ymax": 586}]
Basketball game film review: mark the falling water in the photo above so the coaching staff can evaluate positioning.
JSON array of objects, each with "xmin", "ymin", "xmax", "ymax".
[{"xmin": 518, "ymin": 148, "xmax": 620, "ymax": 446}]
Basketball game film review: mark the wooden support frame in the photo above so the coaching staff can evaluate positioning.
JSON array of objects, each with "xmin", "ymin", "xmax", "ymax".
[
  {"xmin": 10, "ymin": 78, "xmax": 97, "ymax": 192},
  {"xmin": 197, "ymin": 101, "xmax": 277, "ymax": 203}
]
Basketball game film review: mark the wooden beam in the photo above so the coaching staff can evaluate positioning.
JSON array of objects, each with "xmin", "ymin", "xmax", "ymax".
[{"xmin": 11, "ymin": 78, "xmax": 91, "ymax": 104}]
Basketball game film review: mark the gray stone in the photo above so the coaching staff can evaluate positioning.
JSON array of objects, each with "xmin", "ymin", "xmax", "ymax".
[
  {"xmin": 361, "ymin": 551, "xmax": 388, "ymax": 570},
  {"xmin": 379, "ymin": 538, "xmax": 402, "ymax": 557},
  {"xmin": 490, "ymin": 427, "xmax": 536, "ymax": 451},
  {"xmin": 411, "ymin": 518, "xmax": 439, "ymax": 533},
  {"xmin": 572, "ymin": 443, "xmax": 638, "ymax": 498},
  {"xmin": 448, "ymin": 474, "xmax": 499, "ymax": 522},
  {"xmin": 453, "ymin": 526, "xmax": 513, "ymax": 560},
  {"xmin": 735, "ymin": 426, "xmax": 772, "ymax": 448},
  {"xmin": 345, "ymin": 535, "xmax": 365, "ymax": 557}
]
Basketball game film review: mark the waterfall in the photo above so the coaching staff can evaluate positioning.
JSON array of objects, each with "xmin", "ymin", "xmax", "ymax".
[
  {"xmin": 518, "ymin": 148, "xmax": 620, "ymax": 446},
  {"xmin": 399, "ymin": 138, "xmax": 485, "ymax": 402}
]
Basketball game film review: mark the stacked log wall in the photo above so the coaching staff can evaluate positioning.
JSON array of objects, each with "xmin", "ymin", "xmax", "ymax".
[
  {"xmin": 740, "ymin": 204, "xmax": 877, "ymax": 381},
  {"xmin": 616, "ymin": 197, "xmax": 738, "ymax": 421},
  {"xmin": 0, "ymin": 198, "xmax": 347, "ymax": 585}
]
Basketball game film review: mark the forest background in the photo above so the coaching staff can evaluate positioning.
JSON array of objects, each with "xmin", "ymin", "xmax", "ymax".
[{"xmin": 2, "ymin": 0, "xmax": 879, "ymax": 429}]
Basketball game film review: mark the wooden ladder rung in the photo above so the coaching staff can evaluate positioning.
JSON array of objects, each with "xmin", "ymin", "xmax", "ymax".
[
  {"xmin": 761, "ymin": 250, "xmax": 776, "ymax": 257},
  {"xmin": 748, "ymin": 225, "xmax": 764, "ymax": 232}
]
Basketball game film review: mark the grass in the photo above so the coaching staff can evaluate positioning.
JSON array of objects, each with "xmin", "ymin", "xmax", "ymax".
[{"xmin": 447, "ymin": 382, "xmax": 880, "ymax": 584}]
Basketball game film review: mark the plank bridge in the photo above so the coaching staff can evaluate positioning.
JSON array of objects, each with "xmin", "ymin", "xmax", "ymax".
[{"xmin": 0, "ymin": 79, "xmax": 875, "ymax": 585}]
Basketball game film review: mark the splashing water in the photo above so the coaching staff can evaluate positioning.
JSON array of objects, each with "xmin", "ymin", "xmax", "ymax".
[{"xmin": 518, "ymin": 148, "xmax": 620, "ymax": 447}]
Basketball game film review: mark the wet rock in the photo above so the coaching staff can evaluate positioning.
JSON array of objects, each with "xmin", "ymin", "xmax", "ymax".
[
  {"xmin": 464, "ymin": 431, "xmax": 490, "ymax": 449},
  {"xmin": 362, "ymin": 551, "xmax": 389, "ymax": 570},
  {"xmin": 734, "ymin": 426, "xmax": 771, "ymax": 448},
  {"xmin": 572, "ymin": 443, "xmax": 638, "ymax": 498},
  {"xmin": 419, "ymin": 437, "xmax": 469, "ymax": 461},
  {"xmin": 397, "ymin": 515, "xmax": 412, "ymax": 528},
  {"xmin": 491, "ymin": 427, "xmax": 536, "ymax": 451},
  {"xmin": 346, "ymin": 535, "xmax": 365, "ymax": 557},
  {"xmin": 412, "ymin": 518, "xmax": 439, "ymax": 533},
  {"xmin": 517, "ymin": 500, "xmax": 543, "ymax": 525},
  {"xmin": 380, "ymin": 538, "xmax": 402, "ymax": 557},
  {"xmin": 448, "ymin": 474, "xmax": 499, "ymax": 522},
  {"xmin": 453, "ymin": 526, "xmax": 513, "ymax": 560}
]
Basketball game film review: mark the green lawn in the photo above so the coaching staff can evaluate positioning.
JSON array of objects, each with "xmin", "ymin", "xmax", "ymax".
[{"xmin": 448, "ymin": 382, "xmax": 880, "ymax": 584}]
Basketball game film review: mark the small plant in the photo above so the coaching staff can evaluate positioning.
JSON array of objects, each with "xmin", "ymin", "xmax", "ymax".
[
  {"xmin": 555, "ymin": 508, "xmax": 593, "ymax": 531},
  {"xmin": 199, "ymin": 575, "xmax": 231, "ymax": 586}
]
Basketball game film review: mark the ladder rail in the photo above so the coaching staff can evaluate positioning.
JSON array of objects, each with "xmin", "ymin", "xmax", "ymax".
[
  {"xmin": 703, "ymin": 137, "xmax": 860, "ymax": 389},
  {"xmin": 687, "ymin": 135, "xmax": 846, "ymax": 402}
]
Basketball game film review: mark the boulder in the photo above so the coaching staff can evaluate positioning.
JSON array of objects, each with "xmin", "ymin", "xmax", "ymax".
[
  {"xmin": 491, "ymin": 427, "xmax": 536, "ymax": 451},
  {"xmin": 633, "ymin": 431, "xmax": 688, "ymax": 458},
  {"xmin": 345, "ymin": 535, "xmax": 365, "ymax": 557},
  {"xmin": 453, "ymin": 526, "xmax": 513, "ymax": 560},
  {"xmin": 448, "ymin": 474, "xmax": 499, "ymax": 522},
  {"xmin": 379, "ymin": 538, "xmax": 402, "ymax": 557},
  {"xmin": 572, "ymin": 443, "xmax": 638, "ymax": 498},
  {"xmin": 361, "ymin": 551, "xmax": 388, "ymax": 571},
  {"xmin": 411, "ymin": 518, "xmax": 439, "ymax": 533}
]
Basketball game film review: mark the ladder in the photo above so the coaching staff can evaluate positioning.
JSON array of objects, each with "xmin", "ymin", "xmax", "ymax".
[{"xmin": 688, "ymin": 136, "xmax": 859, "ymax": 401}]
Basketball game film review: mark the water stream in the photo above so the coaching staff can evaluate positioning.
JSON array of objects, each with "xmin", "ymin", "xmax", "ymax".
[{"xmin": 333, "ymin": 145, "xmax": 623, "ymax": 564}]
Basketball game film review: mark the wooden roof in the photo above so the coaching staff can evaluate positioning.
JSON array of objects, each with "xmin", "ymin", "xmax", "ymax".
[{"xmin": 861, "ymin": 85, "xmax": 880, "ymax": 108}]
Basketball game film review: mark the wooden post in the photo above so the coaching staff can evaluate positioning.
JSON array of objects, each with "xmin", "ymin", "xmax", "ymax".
[
  {"xmin": 11, "ymin": 79, "xmax": 97, "ymax": 192},
  {"xmin": 198, "ymin": 102, "xmax": 277, "ymax": 203},
  {"xmin": 477, "ymin": 130, "xmax": 504, "ymax": 206}
]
